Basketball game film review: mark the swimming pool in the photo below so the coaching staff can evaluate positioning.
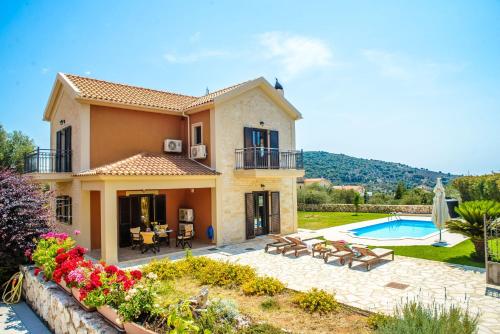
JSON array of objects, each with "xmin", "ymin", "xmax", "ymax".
[{"xmin": 348, "ymin": 219, "xmax": 438, "ymax": 239}]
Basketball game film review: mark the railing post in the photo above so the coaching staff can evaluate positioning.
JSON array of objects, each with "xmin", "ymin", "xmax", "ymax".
[{"xmin": 36, "ymin": 147, "xmax": 40, "ymax": 173}]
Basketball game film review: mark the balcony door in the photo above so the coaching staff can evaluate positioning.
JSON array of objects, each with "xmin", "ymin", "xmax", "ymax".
[
  {"xmin": 243, "ymin": 127, "xmax": 279, "ymax": 169},
  {"xmin": 56, "ymin": 126, "xmax": 72, "ymax": 172}
]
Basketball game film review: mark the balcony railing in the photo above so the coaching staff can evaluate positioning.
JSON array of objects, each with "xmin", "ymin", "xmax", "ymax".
[
  {"xmin": 235, "ymin": 148, "xmax": 304, "ymax": 170},
  {"xmin": 23, "ymin": 148, "xmax": 72, "ymax": 173}
]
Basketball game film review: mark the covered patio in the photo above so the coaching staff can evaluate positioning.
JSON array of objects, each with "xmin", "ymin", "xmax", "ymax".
[{"xmin": 75, "ymin": 153, "xmax": 219, "ymax": 264}]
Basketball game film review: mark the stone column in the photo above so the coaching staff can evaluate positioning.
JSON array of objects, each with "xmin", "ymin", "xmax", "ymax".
[{"xmin": 100, "ymin": 183, "xmax": 118, "ymax": 264}]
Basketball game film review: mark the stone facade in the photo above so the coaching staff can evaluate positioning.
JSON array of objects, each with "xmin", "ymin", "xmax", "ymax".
[
  {"xmin": 21, "ymin": 266, "xmax": 117, "ymax": 334},
  {"xmin": 299, "ymin": 203, "xmax": 433, "ymax": 214},
  {"xmin": 214, "ymin": 87, "xmax": 300, "ymax": 244}
]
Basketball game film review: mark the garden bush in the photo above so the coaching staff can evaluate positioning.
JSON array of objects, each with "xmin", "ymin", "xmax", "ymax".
[
  {"xmin": 32, "ymin": 232, "xmax": 75, "ymax": 280},
  {"xmin": 367, "ymin": 313, "xmax": 391, "ymax": 329},
  {"xmin": 242, "ymin": 276, "xmax": 285, "ymax": 296},
  {"xmin": 194, "ymin": 260, "xmax": 256, "ymax": 288},
  {"xmin": 292, "ymin": 288, "xmax": 340, "ymax": 314},
  {"xmin": 197, "ymin": 299, "xmax": 239, "ymax": 334},
  {"xmin": 452, "ymin": 173, "xmax": 500, "ymax": 202},
  {"xmin": 0, "ymin": 169, "xmax": 53, "ymax": 282},
  {"xmin": 142, "ymin": 258, "xmax": 186, "ymax": 281},
  {"xmin": 376, "ymin": 300, "xmax": 479, "ymax": 334},
  {"xmin": 240, "ymin": 324, "xmax": 286, "ymax": 334}
]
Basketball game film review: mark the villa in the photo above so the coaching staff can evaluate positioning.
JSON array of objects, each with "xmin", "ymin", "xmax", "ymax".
[{"xmin": 24, "ymin": 73, "xmax": 305, "ymax": 264}]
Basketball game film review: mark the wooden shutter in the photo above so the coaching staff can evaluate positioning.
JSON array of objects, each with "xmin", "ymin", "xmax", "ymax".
[
  {"xmin": 270, "ymin": 192, "xmax": 280, "ymax": 234},
  {"xmin": 56, "ymin": 130, "xmax": 62, "ymax": 172},
  {"xmin": 130, "ymin": 196, "xmax": 141, "ymax": 228},
  {"xmin": 65, "ymin": 126, "xmax": 72, "ymax": 172},
  {"xmin": 243, "ymin": 127, "xmax": 254, "ymax": 168},
  {"xmin": 154, "ymin": 195, "xmax": 166, "ymax": 225},
  {"xmin": 269, "ymin": 130, "xmax": 279, "ymax": 168},
  {"xmin": 118, "ymin": 197, "xmax": 131, "ymax": 247},
  {"xmin": 245, "ymin": 193, "xmax": 255, "ymax": 239}
]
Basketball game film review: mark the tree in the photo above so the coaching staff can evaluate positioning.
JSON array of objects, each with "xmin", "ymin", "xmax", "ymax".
[
  {"xmin": 452, "ymin": 174, "xmax": 500, "ymax": 202},
  {"xmin": 394, "ymin": 181, "xmax": 406, "ymax": 200},
  {"xmin": 363, "ymin": 190, "xmax": 369, "ymax": 204},
  {"xmin": 446, "ymin": 200, "xmax": 500, "ymax": 260},
  {"xmin": 0, "ymin": 125, "xmax": 36, "ymax": 173},
  {"xmin": 353, "ymin": 193, "xmax": 361, "ymax": 215},
  {"xmin": 0, "ymin": 169, "xmax": 53, "ymax": 282}
]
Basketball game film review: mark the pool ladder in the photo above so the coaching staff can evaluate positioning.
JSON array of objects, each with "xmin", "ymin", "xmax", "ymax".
[{"xmin": 388, "ymin": 212, "xmax": 402, "ymax": 221}]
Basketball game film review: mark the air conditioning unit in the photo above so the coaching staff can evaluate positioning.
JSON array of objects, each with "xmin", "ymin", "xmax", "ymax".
[
  {"xmin": 179, "ymin": 208, "xmax": 194, "ymax": 222},
  {"xmin": 190, "ymin": 145, "xmax": 207, "ymax": 159},
  {"xmin": 164, "ymin": 139, "xmax": 182, "ymax": 153}
]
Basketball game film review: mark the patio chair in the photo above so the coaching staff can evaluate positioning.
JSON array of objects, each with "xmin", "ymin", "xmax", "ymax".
[
  {"xmin": 156, "ymin": 224, "xmax": 170, "ymax": 246},
  {"xmin": 351, "ymin": 247, "xmax": 394, "ymax": 271},
  {"xmin": 130, "ymin": 227, "xmax": 141, "ymax": 249},
  {"xmin": 264, "ymin": 234, "xmax": 292, "ymax": 253},
  {"xmin": 324, "ymin": 241, "xmax": 355, "ymax": 265},
  {"xmin": 176, "ymin": 224, "xmax": 194, "ymax": 249},
  {"xmin": 281, "ymin": 236, "xmax": 309, "ymax": 257},
  {"xmin": 140, "ymin": 231, "xmax": 159, "ymax": 254}
]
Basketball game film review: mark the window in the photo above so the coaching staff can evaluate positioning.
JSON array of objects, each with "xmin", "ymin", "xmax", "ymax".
[
  {"xmin": 56, "ymin": 196, "xmax": 72, "ymax": 224},
  {"xmin": 192, "ymin": 123, "xmax": 203, "ymax": 145}
]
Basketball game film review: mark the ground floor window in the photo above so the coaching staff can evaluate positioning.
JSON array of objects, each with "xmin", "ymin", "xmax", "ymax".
[{"xmin": 56, "ymin": 195, "xmax": 72, "ymax": 224}]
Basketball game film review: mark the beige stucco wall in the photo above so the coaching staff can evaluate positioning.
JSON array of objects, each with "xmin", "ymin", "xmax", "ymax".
[
  {"xmin": 213, "ymin": 87, "xmax": 299, "ymax": 244},
  {"xmin": 49, "ymin": 88, "xmax": 91, "ymax": 248}
]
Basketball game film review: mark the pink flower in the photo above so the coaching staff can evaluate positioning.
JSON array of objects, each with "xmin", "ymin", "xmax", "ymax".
[{"xmin": 74, "ymin": 230, "xmax": 81, "ymax": 236}]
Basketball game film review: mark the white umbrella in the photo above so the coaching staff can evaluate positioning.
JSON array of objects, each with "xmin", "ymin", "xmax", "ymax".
[{"xmin": 432, "ymin": 178, "xmax": 450, "ymax": 245}]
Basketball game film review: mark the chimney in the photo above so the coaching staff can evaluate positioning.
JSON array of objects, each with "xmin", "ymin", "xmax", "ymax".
[{"xmin": 274, "ymin": 78, "xmax": 284, "ymax": 96}]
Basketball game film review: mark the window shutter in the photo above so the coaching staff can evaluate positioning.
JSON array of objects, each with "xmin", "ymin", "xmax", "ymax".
[
  {"xmin": 65, "ymin": 126, "xmax": 72, "ymax": 171},
  {"xmin": 118, "ymin": 197, "xmax": 132, "ymax": 247},
  {"xmin": 269, "ymin": 130, "xmax": 279, "ymax": 168},
  {"xmin": 154, "ymin": 195, "xmax": 166, "ymax": 225},
  {"xmin": 245, "ymin": 193, "xmax": 255, "ymax": 239},
  {"xmin": 270, "ymin": 192, "xmax": 281, "ymax": 234},
  {"xmin": 56, "ymin": 130, "xmax": 62, "ymax": 172},
  {"xmin": 243, "ymin": 128, "xmax": 253, "ymax": 168}
]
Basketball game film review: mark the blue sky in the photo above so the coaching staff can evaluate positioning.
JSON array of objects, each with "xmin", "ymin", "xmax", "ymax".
[{"xmin": 1, "ymin": 1, "xmax": 499, "ymax": 175}]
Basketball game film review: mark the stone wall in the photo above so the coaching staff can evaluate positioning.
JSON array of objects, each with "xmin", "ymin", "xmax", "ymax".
[
  {"xmin": 21, "ymin": 266, "xmax": 118, "ymax": 334},
  {"xmin": 298, "ymin": 203, "xmax": 432, "ymax": 214}
]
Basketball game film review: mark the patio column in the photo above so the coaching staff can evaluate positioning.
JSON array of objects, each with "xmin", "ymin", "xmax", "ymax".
[
  {"xmin": 100, "ymin": 183, "xmax": 118, "ymax": 264},
  {"xmin": 79, "ymin": 190, "xmax": 91, "ymax": 249}
]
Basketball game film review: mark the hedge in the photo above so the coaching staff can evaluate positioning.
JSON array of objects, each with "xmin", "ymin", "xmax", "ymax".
[{"xmin": 298, "ymin": 203, "xmax": 432, "ymax": 214}]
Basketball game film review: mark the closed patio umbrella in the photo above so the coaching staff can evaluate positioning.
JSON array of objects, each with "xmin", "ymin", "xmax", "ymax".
[{"xmin": 432, "ymin": 178, "xmax": 450, "ymax": 246}]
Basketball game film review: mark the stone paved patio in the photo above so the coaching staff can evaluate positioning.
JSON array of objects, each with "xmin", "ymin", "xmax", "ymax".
[{"xmin": 153, "ymin": 237, "xmax": 500, "ymax": 334}]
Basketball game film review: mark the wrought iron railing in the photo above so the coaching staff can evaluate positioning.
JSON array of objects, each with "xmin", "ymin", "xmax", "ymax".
[
  {"xmin": 235, "ymin": 148, "xmax": 304, "ymax": 170},
  {"xmin": 23, "ymin": 148, "xmax": 72, "ymax": 173}
]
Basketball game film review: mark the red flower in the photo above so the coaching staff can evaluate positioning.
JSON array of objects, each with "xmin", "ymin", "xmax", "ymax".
[
  {"xmin": 130, "ymin": 270, "xmax": 142, "ymax": 280},
  {"xmin": 34, "ymin": 268, "xmax": 41, "ymax": 276},
  {"xmin": 103, "ymin": 289, "xmax": 109, "ymax": 295},
  {"xmin": 56, "ymin": 247, "xmax": 65, "ymax": 255},
  {"xmin": 123, "ymin": 279, "xmax": 135, "ymax": 291}
]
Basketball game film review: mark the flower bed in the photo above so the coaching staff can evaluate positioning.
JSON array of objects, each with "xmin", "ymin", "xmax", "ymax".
[{"xmin": 28, "ymin": 233, "xmax": 370, "ymax": 333}]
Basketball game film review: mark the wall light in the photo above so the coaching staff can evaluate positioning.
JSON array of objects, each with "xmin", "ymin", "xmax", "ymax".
[
  {"xmin": 59, "ymin": 119, "xmax": 66, "ymax": 125},
  {"xmin": 259, "ymin": 121, "xmax": 265, "ymax": 127},
  {"xmin": 260, "ymin": 184, "xmax": 265, "ymax": 190}
]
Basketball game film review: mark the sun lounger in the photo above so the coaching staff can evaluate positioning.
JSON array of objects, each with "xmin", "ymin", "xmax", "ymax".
[
  {"xmin": 264, "ymin": 234, "xmax": 292, "ymax": 253},
  {"xmin": 281, "ymin": 236, "xmax": 309, "ymax": 257},
  {"xmin": 323, "ymin": 241, "xmax": 355, "ymax": 265},
  {"xmin": 352, "ymin": 247, "xmax": 394, "ymax": 271}
]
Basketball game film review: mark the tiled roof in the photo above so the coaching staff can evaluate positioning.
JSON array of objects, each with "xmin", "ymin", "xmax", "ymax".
[
  {"xmin": 75, "ymin": 153, "xmax": 218, "ymax": 177},
  {"xmin": 63, "ymin": 73, "xmax": 249, "ymax": 111}
]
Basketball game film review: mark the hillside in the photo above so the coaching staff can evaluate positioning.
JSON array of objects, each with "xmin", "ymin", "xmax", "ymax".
[{"xmin": 303, "ymin": 151, "xmax": 458, "ymax": 192}]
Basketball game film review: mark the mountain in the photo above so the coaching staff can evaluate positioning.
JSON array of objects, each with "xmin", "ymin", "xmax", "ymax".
[{"xmin": 303, "ymin": 151, "xmax": 459, "ymax": 192}]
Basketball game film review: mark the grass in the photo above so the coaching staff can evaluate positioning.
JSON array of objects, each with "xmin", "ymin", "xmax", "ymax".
[
  {"xmin": 379, "ymin": 240, "xmax": 484, "ymax": 268},
  {"xmin": 298, "ymin": 211, "xmax": 389, "ymax": 230}
]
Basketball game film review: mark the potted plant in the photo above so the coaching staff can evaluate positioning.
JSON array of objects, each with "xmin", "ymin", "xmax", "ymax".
[
  {"xmin": 446, "ymin": 200, "xmax": 500, "ymax": 260},
  {"xmin": 32, "ymin": 232, "xmax": 75, "ymax": 281},
  {"xmin": 52, "ymin": 245, "xmax": 87, "ymax": 294},
  {"xmin": 67, "ymin": 260, "xmax": 99, "ymax": 312},
  {"xmin": 85, "ymin": 264, "xmax": 142, "ymax": 329},
  {"xmin": 119, "ymin": 272, "xmax": 161, "ymax": 334}
]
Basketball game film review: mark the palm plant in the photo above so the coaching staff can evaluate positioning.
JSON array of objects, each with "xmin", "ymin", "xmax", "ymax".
[{"xmin": 446, "ymin": 200, "xmax": 500, "ymax": 260}]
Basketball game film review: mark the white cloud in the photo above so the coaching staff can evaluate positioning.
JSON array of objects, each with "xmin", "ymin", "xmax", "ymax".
[
  {"xmin": 41, "ymin": 67, "xmax": 49, "ymax": 74},
  {"xmin": 163, "ymin": 50, "xmax": 227, "ymax": 64},
  {"xmin": 258, "ymin": 32, "xmax": 333, "ymax": 79}
]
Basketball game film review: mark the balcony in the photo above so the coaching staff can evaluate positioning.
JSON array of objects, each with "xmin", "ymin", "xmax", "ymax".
[
  {"xmin": 234, "ymin": 148, "xmax": 304, "ymax": 178},
  {"xmin": 23, "ymin": 148, "xmax": 72, "ymax": 181}
]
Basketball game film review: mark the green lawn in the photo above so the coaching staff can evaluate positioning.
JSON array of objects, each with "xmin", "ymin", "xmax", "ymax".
[
  {"xmin": 298, "ymin": 211, "xmax": 389, "ymax": 230},
  {"xmin": 379, "ymin": 240, "xmax": 484, "ymax": 268}
]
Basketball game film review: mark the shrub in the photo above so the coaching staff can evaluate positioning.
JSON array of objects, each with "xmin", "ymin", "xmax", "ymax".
[
  {"xmin": 376, "ymin": 300, "xmax": 479, "ymax": 334},
  {"xmin": 298, "ymin": 189, "xmax": 329, "ymax": 204},
  {"xmin": 367, "ymin": 313, "xmax": 391, "ymax": 329},
  {"xmin": 292, "ymin": 288, "xmax": 340, "ymax": 314},
  {"xmin": 0, "ymin": 169, "xmax": 53, "ymax": 282},
  {"xmin": 240, "ymin": 324, "xmax": 285, "ymax": 334},
  {"xmin": 118, "ymin": 274, "xmax": 160, "ymax": 322},
  {"xmin": 242, "ymin": 276, "xmax": 285, "ymax": 296},
  {"xmin": 195, "ymin": 260, "xmax": 256, "ymax": 288},
  {"xmin": 452, "ymin": 173, "xmax": 500, "ymax": 202},
  {"xmin": 142, "ymin": 258, "xmax": 186, "ymax": 281},
  {"xmin": 197, "ymin": 299, "xmax": 239, "ymax": 334},
  {"xmin": 260, "ymin": 297, "xmax": 280, "ymax": 311}
]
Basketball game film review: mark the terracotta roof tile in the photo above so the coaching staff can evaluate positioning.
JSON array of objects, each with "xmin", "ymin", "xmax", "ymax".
[
  {"xmin": 63, "ymin": 73, "xmax": 251, "ymax": 111},
  {"xmin": 75, "ymin": 153, "xmax": 218, "ymax": 177}
]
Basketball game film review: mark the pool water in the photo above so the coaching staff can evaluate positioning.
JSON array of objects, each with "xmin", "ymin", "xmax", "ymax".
[{"xmin": 349, "ymin": 219, "xmax": 438, "ymax": 239}]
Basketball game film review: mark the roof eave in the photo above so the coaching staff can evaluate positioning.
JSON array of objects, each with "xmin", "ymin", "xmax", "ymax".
[{"xmin": 75, "ymin": 97, "xmax": 184, "ymax": 115}]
